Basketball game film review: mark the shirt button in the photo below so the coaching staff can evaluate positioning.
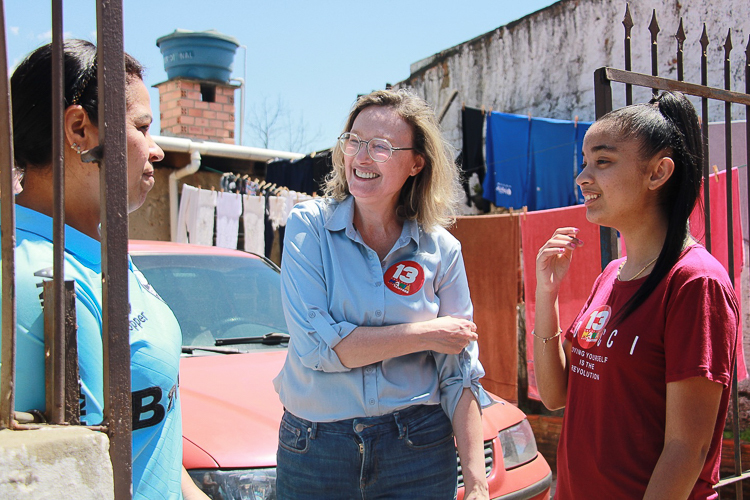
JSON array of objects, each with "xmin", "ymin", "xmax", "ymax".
[
  {"xmin": 355, "ymin": 423, "xmax": 364, "ymax": 432},
  {"xmin": 308, "ymin": 312, "xmax": 315, "ymax": 318},
  {"xmin": 369, "ymin": 399, "xmax": 375, "ymax": 405},
  {"xmin": 375, "ymin": 310, "xmax": 382, "ymax": 317},
  {"xmin": 366, "ymin": 367, "xmax": 373, "ymax": 373}
]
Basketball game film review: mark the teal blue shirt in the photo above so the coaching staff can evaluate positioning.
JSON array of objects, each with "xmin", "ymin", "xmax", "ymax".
[
  {"xmin": 274, "ymin": 197, "xmax": 492, "ymax": 423},
  {"xmin": 1, "ymin": 205, "xmax": 183, "ymax": 499}
]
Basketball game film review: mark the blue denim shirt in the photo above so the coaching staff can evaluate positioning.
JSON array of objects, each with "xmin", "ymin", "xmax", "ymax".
[{"xmin": 273, "ymin": 196, "xmax": 490, "ymax": 423}]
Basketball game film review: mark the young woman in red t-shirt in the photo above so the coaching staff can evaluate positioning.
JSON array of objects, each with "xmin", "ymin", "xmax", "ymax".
[{"xmin": 534, "ymin": 91, "xmax": 738, "ymax": 499}]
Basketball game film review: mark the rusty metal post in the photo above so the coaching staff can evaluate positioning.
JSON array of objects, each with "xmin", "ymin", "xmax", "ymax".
[
  {"xmin": 648, "ymin": 10, "xmax": 660, "ymax": 95},
  {"xmin": 593, "ymin": 67, "xmax": 618, "ymax": 268},
  {"xmin": 62, "ymin": 281, "xmax": 79, "ymax": 424},
  {"xmin": 0, "ymin": 0, "xmax": 16, "ymax": 430},
  {"xmin": 700, "ymin": 26, "xmax": 712, "ymax": 252},
  {"xmin": 96, "ymin": 0, "xmax": 132, "ymax": 497},
  {"xmin": 623, "ymin": 4, "xmax": 634, "ymax": 105},
  {"xmin": 46, "ymin": 0, "xmax": 66, "ymax": 425},
  {"xmin": 722, "ymin": 28, "xmax": 743, "ymax": 500}
]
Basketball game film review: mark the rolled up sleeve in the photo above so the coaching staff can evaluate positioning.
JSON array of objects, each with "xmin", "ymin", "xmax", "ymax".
[
  {"xmin": 281, "ymin": 207, "xmax": 356, "ymax": 373},
  {"xmin": 432, "ymin": 241, "xmax": 494, "ymax": 421}
]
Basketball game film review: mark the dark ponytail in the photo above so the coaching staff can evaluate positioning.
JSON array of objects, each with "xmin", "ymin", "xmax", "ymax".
[
  {"xmin": 604, "ymin": 91, "xmax": 703, "ymax": 321},
  {"xmin": 11, "ymin": 39, "xmax": 144, "ymax": 169}
]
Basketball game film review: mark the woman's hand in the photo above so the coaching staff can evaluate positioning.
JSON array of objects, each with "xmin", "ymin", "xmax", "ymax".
[
  {"xmin": 536, "ymin": 227, "xmax": 582, "ymax": 295},
  {"xmin": 421, "ymin": 316, "xmax": 478, "ymax": 354}
]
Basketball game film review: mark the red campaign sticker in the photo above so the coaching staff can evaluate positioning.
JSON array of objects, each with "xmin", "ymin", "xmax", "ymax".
[
  {"xmin": 384, "ymin": 261, "xmax": 425, "ymax": 296},
  {"xmin": 575, "ymin": 304, "xmax": 611, "ymax": 350}
]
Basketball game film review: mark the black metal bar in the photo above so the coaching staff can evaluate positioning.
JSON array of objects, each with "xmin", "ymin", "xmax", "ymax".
[
  {"xmin": 593, "ymin": 67, "xmax": 618, "ymax": 268},
  {"xmin": 675, "ymin": 18, "xmax": 685, "ymax": 82},
  {"xmin": 48, "ymin": 0, "xmax": 66, "ymax": 426},
  {"xmin": 648, "ymin": 10, "xmax": 660, "ymax": 95},
  {"xmin": 623, "ymin": 4, "xmax": 633, "ymax": 105},
  {"xmin": 701, "ymin": 26, "xmax": 712, "ymax": 253},
  {"xmin": 96, "ymin": 0, "xmax": 132, "ymax": 497},
  {"xmin": 600, "ymin": 67, "xmax": 750, "ymax": 105},
  {"xmin": 0, "ymin": 0, "xmax": 16, "ymax": 430}
]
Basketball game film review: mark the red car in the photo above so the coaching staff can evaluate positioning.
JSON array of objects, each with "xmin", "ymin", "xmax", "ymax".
[{"xmin": 129, "ymin": 240, "xmax": 552, "ymax": 500}]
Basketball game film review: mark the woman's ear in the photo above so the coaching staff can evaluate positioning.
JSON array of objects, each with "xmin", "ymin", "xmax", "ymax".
[
  {"xmin": 64, "ymin": 105, "xmax": 98, "ymax": 151},
  {"xmin": 648, "ymin": 155, "xmax": 675, "ymax": 191},
  {"xmin": 410, "ymin": 155, "xmax": 425, "ymax": 176}
]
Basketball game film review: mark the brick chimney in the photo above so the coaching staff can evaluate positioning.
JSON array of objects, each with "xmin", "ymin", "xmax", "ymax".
[{"xmin": 156, "ymin": 79, "xmax": 237, "ymax": 144}]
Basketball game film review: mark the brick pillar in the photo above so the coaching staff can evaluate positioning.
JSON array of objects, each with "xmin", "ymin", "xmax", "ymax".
[{"xmin": 155, "ymin": 78, "xmax": 237, "ymax": 144}]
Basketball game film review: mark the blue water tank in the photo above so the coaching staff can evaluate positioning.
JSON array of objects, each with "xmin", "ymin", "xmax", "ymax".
[{"xmin": 156, "ymin": 29, "xmax": 240, "ymax": 83}]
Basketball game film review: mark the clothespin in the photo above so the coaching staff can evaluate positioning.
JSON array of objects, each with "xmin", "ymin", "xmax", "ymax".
[
  {"xmin": 311, "ymin": 151, "xmax": 317, "ymax": 158},
  {"xmin": 522, "ymin": 206, "xmax": 527, "ymax": 221},
  {"xmin": 462, "ymin": 101, "xmax": 465, "ymax": 111},
  {"xmin": 481, "ymin": 105, "xmax": 485, "ymax": 115},
  {"xmin": 574, "ymin": 115, "xmax": 579, "ymax": 128},
  {"xmin": 489, "ymin": 106, "xmax": 493, "ymax": 114},
  {"xmin": 210, "ymin": 186, "xmax": 215, "ymax": 192},
  {"xmin": 712, "ymin": 165, "xmax": 720, "ymax": 181},
  {"xmin": 509, "ymin": 207, "xmax": 514, "ymax": 217},
  {"xmin": 528, "ymin": 111, "xmax": 532, "ymax": 121}
]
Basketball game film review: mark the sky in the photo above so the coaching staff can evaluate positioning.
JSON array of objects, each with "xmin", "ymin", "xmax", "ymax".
[{"xmin": 5, "ymin": 0, "xmax": 558, "ymax": 154}]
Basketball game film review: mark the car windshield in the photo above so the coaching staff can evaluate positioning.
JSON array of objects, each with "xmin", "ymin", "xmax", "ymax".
[{"xmin": 131, "ymin": 253, "xmax": 288, "ymax": 353}]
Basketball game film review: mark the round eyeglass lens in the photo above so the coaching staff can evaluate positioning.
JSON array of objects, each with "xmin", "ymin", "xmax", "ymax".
[{"xmin": 367, "ymin": 139, "xmax": 392, "ymax": 162}]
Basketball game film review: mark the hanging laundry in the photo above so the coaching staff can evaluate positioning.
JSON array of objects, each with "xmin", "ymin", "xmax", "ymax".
[
  {"xmin": 191, "ymin": 189, "xmax": 217, "ymax": 246},
  {"xmin": 528, "ymin": 118, "xmax": 578, "ymax": 210},
  {"xmin": 176, "ymin": 184, "xmax": 199, "ymax": 244},
  {"xmin": 215, "ymin": 191, "xmax": 243, "ymax": 249},
  {"xmin": 243, "ymin": 194, "xmax": 265, "ymax": 255},
  {"xmin": 459, "ymin": 107, "xmax": 486, "ymax": 207},
  {"xmin": 268, "ymin": 195, "xmax": 288, "ymax": 230},
  {"xmin": 482, "ymin": 112, "xmax": 530, "ymax": 209}
]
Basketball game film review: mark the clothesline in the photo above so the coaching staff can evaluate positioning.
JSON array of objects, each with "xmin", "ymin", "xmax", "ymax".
[{"xmin": 175, "ymin": 182, "xmax": 313, "ymax": 257}]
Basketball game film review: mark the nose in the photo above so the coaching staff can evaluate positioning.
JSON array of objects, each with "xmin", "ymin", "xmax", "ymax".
[
  {"xmin": 576, "ymin": 165, "xmax": 591, "ymax": 187},
  {"xmin": 149, "ymin": 135, "xmax": 165, "ymax": 163},
  {"xmin": 355, "ymin": 142, "xmax": 373, "ymax": 164}
]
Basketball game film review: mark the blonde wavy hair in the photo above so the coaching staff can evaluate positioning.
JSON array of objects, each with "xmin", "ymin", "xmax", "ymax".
[{"xmin": 324, "ymin": 88, "xmax": 462, "ymax": 230}]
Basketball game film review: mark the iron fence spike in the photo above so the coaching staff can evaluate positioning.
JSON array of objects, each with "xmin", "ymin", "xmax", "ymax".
[
  {"xmin": 700, "ymin": 24, "xmax": 709, "ymax": 52},
  {"xmin": 622, "ymin": 3, "xmax": 633, "ymax": 34},
  {"xmin": 675, "ymin": 18, "xmax": 686, "ymax": 46},
  {"xmin": 724, "ymin": 29, "xmax": 733, "ymax": 56},
  {"xmin": 649, "ymin": 9, "xmax": 660, "ymax": 40}
]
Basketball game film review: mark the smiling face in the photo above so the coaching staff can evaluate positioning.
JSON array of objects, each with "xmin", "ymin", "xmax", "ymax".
[
  {"xmin": 125, "ymin": 77, "xmax": 164, "ymax": 213},
  {"xmin": 344, "ymin": 105, "xmax": 424, "ymax": 212},
  {"xmin": 577, "ymin": 121, "xmax": 661, "ymax": 231}
]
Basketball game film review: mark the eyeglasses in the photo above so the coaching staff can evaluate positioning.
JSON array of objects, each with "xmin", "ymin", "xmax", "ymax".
[{"xmin": 337, "ymin": 132, "xmax": 414, "ymax": 163}]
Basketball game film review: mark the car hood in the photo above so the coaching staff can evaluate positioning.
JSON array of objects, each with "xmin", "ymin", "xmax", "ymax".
[{"xmin": 180, "ymin": 350, "xmax": 287, "ymax": 469}]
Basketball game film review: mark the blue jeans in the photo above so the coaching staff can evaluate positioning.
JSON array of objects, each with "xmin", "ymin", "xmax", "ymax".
[{"xmin": 276, "ymin": 404, "xmax": 458, "ymax": 500}]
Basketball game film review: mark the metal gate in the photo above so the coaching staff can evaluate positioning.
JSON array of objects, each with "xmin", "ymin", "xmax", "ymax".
[
  {"xmin": 0, "ymin": 1, "xmax": 133, "ymax": 498},
  {"xmin": 594, "ymin": 5, "xmax": 750, "ymax": 498}
]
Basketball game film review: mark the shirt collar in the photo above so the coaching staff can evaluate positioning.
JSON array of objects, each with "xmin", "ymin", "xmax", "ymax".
[
  {"xmin": 324, "ymin": 195, "xmax": 421, "ymax": 248},
  {"xmin": 15, "ymin": 205, "xmax": 102, "ymax": 266}
]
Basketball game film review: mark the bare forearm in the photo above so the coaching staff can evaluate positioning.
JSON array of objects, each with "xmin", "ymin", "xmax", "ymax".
[
  {"xmin": 643, "ymin": 441, "xmax": 708, "ymax": 499},
  {"xmin": 333, "ymin": 323, "xmax": 425, "ymax": 368},
  {"xmin": 453, "ymin": 389, "xmax": 489, "ymax": 499},
  {"xmin": 533, "ymin": 290, "xmax": 568, "ymax": 410},
  {"xmin": 333, "ymin": 316, "xmax": 477, "ymax": 369}
]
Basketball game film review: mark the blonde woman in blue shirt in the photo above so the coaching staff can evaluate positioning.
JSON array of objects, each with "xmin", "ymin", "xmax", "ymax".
[{"xmin": 274, "ymin": 89, "xmax": 491, "ymax": 500}]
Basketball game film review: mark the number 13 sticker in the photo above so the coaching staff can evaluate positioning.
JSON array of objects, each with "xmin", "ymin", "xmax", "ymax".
[{"xmin": 384, "ymin": 260, "xmax": 425, "ymax": 296}]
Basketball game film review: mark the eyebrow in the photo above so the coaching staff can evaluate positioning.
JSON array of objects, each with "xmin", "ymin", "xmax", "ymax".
[{"xmin": 590, "ymin": 144, "xmax": 618, "ymax": 153}]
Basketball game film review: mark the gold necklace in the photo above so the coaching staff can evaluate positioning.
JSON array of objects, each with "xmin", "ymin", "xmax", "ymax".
[{"xmin": 618, "ymin": 256, "xmax": 658, "ymax": 281}]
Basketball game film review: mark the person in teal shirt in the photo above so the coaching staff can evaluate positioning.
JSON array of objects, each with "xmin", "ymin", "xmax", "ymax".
[{"xmin": 2, "ymin": 40, "xmax": 207, "ymax": 500}]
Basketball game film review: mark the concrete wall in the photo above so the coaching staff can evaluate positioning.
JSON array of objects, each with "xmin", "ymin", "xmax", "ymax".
[
  {"xmin": 0, "ymin": 427, "xmax": 113, "ymax": 499},
  {"xmin": 396, "ymin": 0, "xmax": 748, "ymax": 151}
]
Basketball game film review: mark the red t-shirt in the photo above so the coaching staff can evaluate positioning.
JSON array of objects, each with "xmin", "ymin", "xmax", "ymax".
[{"xmin": 556, "ymin": 244, "xmax": 738, "ymax": 500}]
